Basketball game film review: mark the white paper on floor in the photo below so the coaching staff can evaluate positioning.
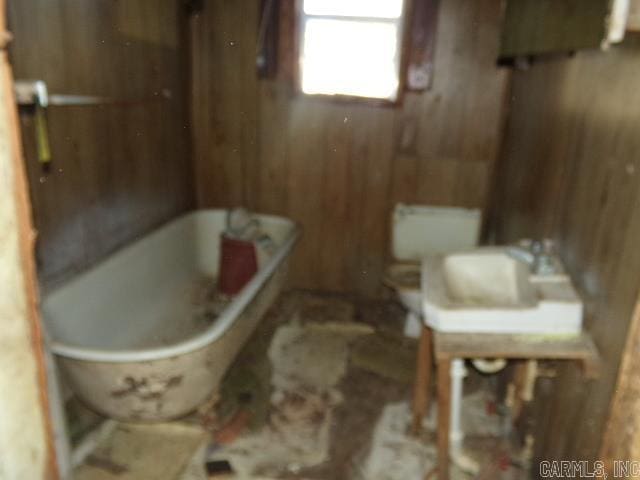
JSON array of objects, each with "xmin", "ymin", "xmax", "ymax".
[
  {"xmin": 419, "ymin": 389, "xmax": 502, "ymax": 437},
  {"xmin": 268, "ymin": 322, "xmax": 353, "ymax": 391},
  {"xmin": 200, "ymin": 321, "xmax": 360, "ymax": 477},
  {"xmin": 74, "ymin": 422, "xmax": 206, "ymax": 480},
  {"xmin": 357, "ymin": 402, "xmax": 437, "ymax": 480},
  {"xmin": 212, "ymin": 388, "xmax": 342, "ymax": 477},
  {"xmin": 358, "ymin": 390, "xmax": 503, "ymax": 480}
]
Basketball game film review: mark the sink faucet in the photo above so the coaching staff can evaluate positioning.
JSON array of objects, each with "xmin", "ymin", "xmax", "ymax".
[
  {"xmin": 507, "ymin": 240, "xmax": 557, "ymax": 275},
  {"xmin": 506, "ymin": 245, "xmax": 535, "ymax": 265}
]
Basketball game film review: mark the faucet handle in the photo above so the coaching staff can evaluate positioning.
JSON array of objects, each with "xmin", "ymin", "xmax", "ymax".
[
  {"xmin": 542, "ymin": 238, "xmax": 555, "ymax": 254},
  {"xmin": 530, "ymin": 240, "xmax": 544, "ymax": 255},
  {"xmin": 532, "ymin": 239, "xmax": 558, "ymax": 275},
  {"xmin": 529, "ymin": 238, "xmax": 555, "ymax": 255}
]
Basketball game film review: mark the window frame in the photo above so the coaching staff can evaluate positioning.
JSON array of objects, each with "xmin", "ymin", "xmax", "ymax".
[{"xmin": 293, "ymin": 0, "xmax": 413, "ymax": 107}]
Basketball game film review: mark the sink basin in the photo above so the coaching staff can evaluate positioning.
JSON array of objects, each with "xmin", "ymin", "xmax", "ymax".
[
  {"xmin": 422, "ymin": 247, "xmax": 583, "ymax": 334},
  {"xmin": 443, "ymin": 251, "xmax": 536, "ymax": 307}
]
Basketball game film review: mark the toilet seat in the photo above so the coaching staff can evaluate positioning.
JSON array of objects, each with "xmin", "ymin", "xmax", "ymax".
[
  {"xmin": 384, "ymin": 262, "xmax": 423, "ymax": 333},
  {"xmin": 383, "ymin": 262, "xmax": 421, "ymax": 292}
]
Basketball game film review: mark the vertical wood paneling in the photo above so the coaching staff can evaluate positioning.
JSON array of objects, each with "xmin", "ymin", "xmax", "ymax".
[
  {"xmin": 601, "ymin": 290, "xmax": 640, "ymax": 473},
  {"xmin": 191, "ymin": 0, "xmax": 258, "ymax": 208},
  {"xmin": 256, "ymin": 81, "xmax": 291, "ymax": 213},
  {"xmin": 191, "ymin": 0, "xmax": 509, "ymax": 296},
  {"xmin": 285, "ymin": 99, "xmax": 330, "ymax": 288},
  {"xmin": 8, "ymin": 0, "xmax": 193, "ymax": 288},
  {"xmin": 353, "ymin": 108, "xmax": 397, "ymax": 295},
  {"xmin": 318, "ymin": 105, "xmax": 352, "ymax": 290},
  {"xmin": 493, "ymin": 36, "xmax": 640, "ymax": 461}
]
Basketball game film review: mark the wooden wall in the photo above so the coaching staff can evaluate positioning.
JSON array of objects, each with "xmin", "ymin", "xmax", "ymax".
[
  {"xmin": 191, "ymin": 0, "xmax": 510, "ymax": 296},
  {"xmin": 600, "ymin": 297, "xmax": 640, "ymax": 473},
  {"xmin": 492, "ymin": 36, "xmax": 640, "ymax": 462},
  {"xmin": 0, "ymin": 1, "xmax": 55, "ymax": 474},
  {"xmin": 8, "ymin": 0, "xmax": 193, "ymax": 288}
]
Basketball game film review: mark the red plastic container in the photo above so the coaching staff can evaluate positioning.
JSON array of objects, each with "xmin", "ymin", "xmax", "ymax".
[{"xmin": 218, "ymin": 234, "xmax": 258, "ymax": 295}]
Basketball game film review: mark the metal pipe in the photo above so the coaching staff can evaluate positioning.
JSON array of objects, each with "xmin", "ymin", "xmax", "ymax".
[
  {"xmin": 449, "ymin": 358, "xmax": 465, "ymax": 447},
  {"xmin": 15, "ymin": 80, "xmax": 172, "ymax": 107},
  {"xmin": 449, "ymin": 358, "xmax": 481, "ymax": 475}
]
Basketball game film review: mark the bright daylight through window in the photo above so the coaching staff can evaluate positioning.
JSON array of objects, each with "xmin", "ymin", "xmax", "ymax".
[{"xmin": 300, "ymin": 0, "xmax": 405, "ymax": 101}]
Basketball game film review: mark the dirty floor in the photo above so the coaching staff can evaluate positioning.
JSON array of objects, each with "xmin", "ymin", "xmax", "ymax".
[{"xmin": 72, "ymin": 291, "xmax": 530, "ymax": 480}]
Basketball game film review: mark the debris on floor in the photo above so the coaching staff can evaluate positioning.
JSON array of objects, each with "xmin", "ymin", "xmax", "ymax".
[
  {"xmin": 350, "ymin": 331, "xmax": 417, "ymax": 384},
  {"xmin": 460, "ymin": 389, "xmax": 505, "ymax": 438},
  {"xmin": 73, "ymin": 291, "xmax": 530, "ymax": 480},
  {"xmin": 201, "ymin": 313, "xmax": 372, "ymax": 477},
  {"xmin": 354, "ymin": 390, "xmax": 509, "ymax": 480},
  {"xmin": 268, "ymin": 321, "xmax": 354, "ymax": 391},
  {"xmin": 355, "ymin": 402, "xmax": 437, "ymax": 480},
  {"xmin": 295, "ymin": 293, "xmax": 356, "ymax": 326},
  {"xmin": 74, "ymin": 422, "xmax": 206, "ymax": 480},
  {"xmin": 205, "ymin": 388, "xmax": 340, "ymax": 477},
  {"xmin": 205, "ymin": 459, "xmax": 234, "ymax": 478}
]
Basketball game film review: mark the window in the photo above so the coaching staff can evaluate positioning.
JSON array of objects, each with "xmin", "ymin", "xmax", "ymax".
[{"xmin": 299, "ymin": 0, "xmax": 406, "ymax": 101}]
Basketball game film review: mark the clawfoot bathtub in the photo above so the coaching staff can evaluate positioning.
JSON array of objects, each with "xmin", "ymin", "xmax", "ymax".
[{"xmin": 42, "ymin": 210, "xmax": 299, "ymax": 421}]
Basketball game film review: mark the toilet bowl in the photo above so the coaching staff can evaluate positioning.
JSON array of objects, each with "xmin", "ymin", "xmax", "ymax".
[
  {"xmin": 384, "ymin": 263, "xmax": 423, "ymax": 337},
  {"xmin": 386, "ymin": 204, "xmax": 481, "ymax": 337},
  {"xmin": 384, "ymin": 263, "xmax": 421, "ymax": 313}
]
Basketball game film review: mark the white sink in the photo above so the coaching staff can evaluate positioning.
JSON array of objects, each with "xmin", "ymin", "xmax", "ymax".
[{"xmin": 422, "ymin": 247, "xmax": 583, "ymax": 334}]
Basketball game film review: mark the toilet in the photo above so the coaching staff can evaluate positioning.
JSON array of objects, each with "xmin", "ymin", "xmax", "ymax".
[{"xmin": 384, "ymin": 204, "xmax": 481, "ymax": 337}]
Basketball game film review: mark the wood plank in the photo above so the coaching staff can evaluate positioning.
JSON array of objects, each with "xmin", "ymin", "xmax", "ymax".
[
  {"xmin": 436, "ymin": 357, "xmax": 451, "ymax": 480},
  {"xmin": 600, "ymin": 297, "xmax": 640, "ymax": 474},
  {"xmin": 412, "ymin": 326, "xmax": 433, "ymax": 434},
  {"xmin": 0, "ymin": 0, "xmax": 58, "ymax": 473},
  {"xmin": 434, "ymin": 332, "xmax": 600, "ymax": 375},
  {"xmin": 434, "ymin": 331, "xmax": 598, "ymax": 359}
]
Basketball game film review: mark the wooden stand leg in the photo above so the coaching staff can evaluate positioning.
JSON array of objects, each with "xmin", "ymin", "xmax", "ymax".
[
  {"xmin": 437, "ymin": 357, "xmax": 451, "ymax": 480},
  {"xmin": 412, "ymin": 326, "xmax": 433, "ymax": 434}
]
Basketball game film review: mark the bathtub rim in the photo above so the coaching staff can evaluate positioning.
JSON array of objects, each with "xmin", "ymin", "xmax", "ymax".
[{"xmin": 45, "ymin": 210, "xmax": 300, "ymax": 364}]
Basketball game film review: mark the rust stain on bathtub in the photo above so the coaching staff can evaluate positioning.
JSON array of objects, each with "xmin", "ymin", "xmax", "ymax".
[{"xmin": 110, "ymin": 375, "xmax": 183, "ymax": 400}]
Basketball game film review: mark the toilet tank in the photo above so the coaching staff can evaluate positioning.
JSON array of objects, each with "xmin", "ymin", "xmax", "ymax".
[{"xmin": 391, "ymin": 204, "xmax": 481, "ymax": 261}]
